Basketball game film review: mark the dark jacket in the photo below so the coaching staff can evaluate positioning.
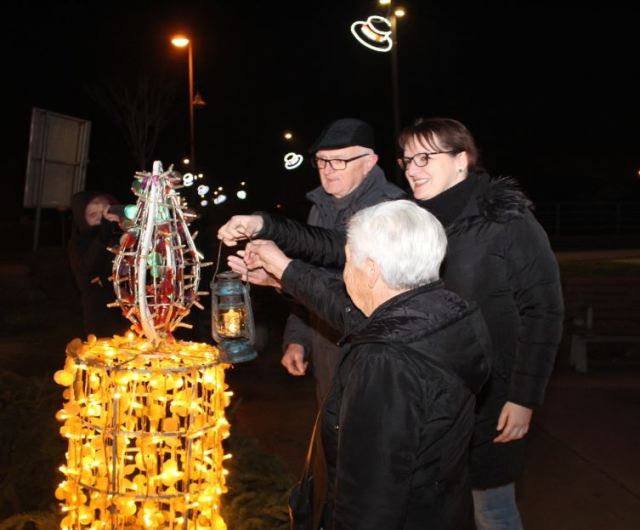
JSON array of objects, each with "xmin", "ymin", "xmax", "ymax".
[
  {"xmin": 68, "ymin": 191, "xmax": 126, "ymax": 337},
  {"xmin": 282, "ymin": 165, "xmax": 405, "ymax": 402},
  {"xmin": 431, "ymin": 174, "xmax": 563, "ymax": 487},
  {"xmin": 258, "ymin": 173, "xmax": 564, "ymax": 488},
  {"xmin": 282, "ymin": 260, "xmax": 491, "ymax": 530}
]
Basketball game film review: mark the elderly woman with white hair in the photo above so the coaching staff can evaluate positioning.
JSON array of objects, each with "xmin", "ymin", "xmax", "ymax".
[{"xmin": 233, "ymin": 200, "xmax": 491, "ymax": 530}]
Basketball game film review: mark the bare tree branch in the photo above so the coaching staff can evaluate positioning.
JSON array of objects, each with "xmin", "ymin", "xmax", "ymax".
[{"xmin": 87, "ymin": 74, "xmax": 178, "ymax": 170}]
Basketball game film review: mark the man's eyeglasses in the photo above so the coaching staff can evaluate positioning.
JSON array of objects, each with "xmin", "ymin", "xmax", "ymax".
[
  {"xmin": 311, "ymin": 153, "xmax": 370, "ymax": 170},
  {"xmin": 397, "ymin": 151, "xmax": 456, "ymax": 170}
]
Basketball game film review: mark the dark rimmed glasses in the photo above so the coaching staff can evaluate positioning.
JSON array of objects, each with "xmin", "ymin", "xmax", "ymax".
[
  {"xmin": 311, "ymin": 153, "xmax": 370, "ymax": 170},
  {"xmin": 397, "ymin": 151, "xmax": 456, "ymax": 170}
]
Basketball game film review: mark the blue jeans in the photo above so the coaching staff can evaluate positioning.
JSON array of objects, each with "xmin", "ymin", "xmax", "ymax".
[{"xmin": 472, "ymin": 483, "xmax": 523, "ymax": 530}]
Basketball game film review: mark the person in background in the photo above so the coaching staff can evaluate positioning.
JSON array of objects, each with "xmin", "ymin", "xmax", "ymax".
[
  {"xmin": 280, "ymin": 118, "xmax": 404, "ymax": 404},
  {"xmin": 218, "ymin": 117, "xmax": 564, "ymax": 529},
  {"xmin": 238, "ymin": 200, "xmax": 491, "ymax": 529},
  {"xmin": 69, "ymin": 191, "xmax": 126, "ymax": 337}
]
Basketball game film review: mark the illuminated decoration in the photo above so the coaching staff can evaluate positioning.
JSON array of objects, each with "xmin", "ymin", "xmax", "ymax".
[
  {"xmin": 213, "ymin": 195, "xmax": 227, "ymax": 205},
  {"xmin": 183, "ymin": 173, "xmax": 195, "ymax": 187},
  {"xmin": 211, "ymin": 272, "xmax": 258, "ymax": 362},
  {"xmin": 236, "ymin": 190, "xmax": 247, "ymax": 200},
  {"xmin": 201, "ymin": 199, "xmax": 209, "ymax": 206},
  {"xmin": 284, "ymin": 152, "xmax": 304, "ymax": 170},
  {"xmin": 55, "ymin": 160, "xmax": 236, "ymax": 529},
  {"xmin": 197, "ymin": 184, "xmax": 210, "ymax": 197},
  {"xmin": 351, "ymin": 15, "xmax": 393, "ymax": 52},
  {"xmin": 111, "ymin": 162, "xmax": 207, "ymax": 342},
  {"xmin": 54, "ymin": 336, "xmax": 230, "ymax": 530}
]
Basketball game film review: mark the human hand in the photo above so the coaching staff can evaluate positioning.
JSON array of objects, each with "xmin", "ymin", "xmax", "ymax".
[
  {"xmin": 244, "ymin": 240, "xmax": 292, "ymax": 280},
  {"xmin": 104, "ymin": 212, "xmax": 121, "ymax": 223},
  {"xmin": 493, "ymin": 401, "xmax": 533, "ymax": 443},
  {"xmin": 217, "ymin": 215, "xmax": 264, "ymax": 246},
  {"xmin": 104, "ymin": 205, "xmax": 123, "ymax": 223},
  {"xmin": 281, "ymin": 343, "xmax": 308, "ymax": 376},
  {"xmin": 228, "ymin": 253, "xmax": 282, "ymax": 288}
]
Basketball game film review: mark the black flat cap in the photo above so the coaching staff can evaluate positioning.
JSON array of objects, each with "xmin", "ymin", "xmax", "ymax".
[{"xmin": 309, "ymin": 118, "xmax": 375, "ymax": 153}]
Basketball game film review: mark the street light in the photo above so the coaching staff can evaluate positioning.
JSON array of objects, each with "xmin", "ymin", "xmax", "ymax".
[
  {"xmin": 171, "ymin": 35, "xmax": 198, "ymax": 168},
  {"xmin": 351, "ymin": 2, "xmax": 405, "ymax": 184}
]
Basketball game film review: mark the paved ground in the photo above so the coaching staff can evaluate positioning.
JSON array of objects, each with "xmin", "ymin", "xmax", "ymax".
[{"xmin": 1, "ymin": 245, "xmax": 639, "ymax": 528}]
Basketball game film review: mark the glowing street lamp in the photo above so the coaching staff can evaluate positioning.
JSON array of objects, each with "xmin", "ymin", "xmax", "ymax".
[{"xmin": 171, "ymin": 36, "xmax": 202, "ymax": 169}]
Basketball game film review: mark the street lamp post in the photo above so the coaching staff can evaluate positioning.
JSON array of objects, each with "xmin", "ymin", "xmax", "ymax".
[
  {"xmin": 171, "ymin": 36, "xmax": 196, "ymax": 169},
  {"xmin": 390, "ymin": 13, "xmax": 400, "ymax": 156},
  {"xmin": 351, "ymin": 2, "xmax": 405, "ymax": 184}
]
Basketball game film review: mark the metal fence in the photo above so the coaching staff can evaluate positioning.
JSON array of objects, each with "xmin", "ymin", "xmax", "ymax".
[{"xmin": 534, "ymin": 203, "xmax": 640, "ymax": 235}]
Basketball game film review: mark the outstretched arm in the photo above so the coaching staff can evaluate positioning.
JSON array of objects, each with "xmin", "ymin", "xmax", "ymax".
[
  {"xmin": 218, "ymin": 212, "xmax": 347, "ymax": 267},
  {"xmin": 242, "ymin": 240, "xmax": 359, "ymax": 333},
  {"xmin": 217, "ymin": 215, "xmax": 264, "ymax": 246}
]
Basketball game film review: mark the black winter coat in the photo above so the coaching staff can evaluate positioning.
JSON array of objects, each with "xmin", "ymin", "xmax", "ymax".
[
  {"xmin": 282, "ymin": 260, "xmax": 491, "ymax": 530},
  {"xmin": 257, "ymin": 174, "xmax": 564, "ymax": 488},
  {"xmin": 68, "ymin": 191, "xmax": 126, "ymax": 337}
]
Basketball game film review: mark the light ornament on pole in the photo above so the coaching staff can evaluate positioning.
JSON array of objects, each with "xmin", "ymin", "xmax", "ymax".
[
  {"xmin": 284, "ymin": 152, "xmax": 304, "ymax": 170},
  {"xmin": 197, "ymin": 184, "xmax": 210, "ymax": 197},
  {"xmin": 351, "ymin": 4, "xmax": 406, "ymax": 186},
  {"xmin": 183, "ymin": 173, "xmax": 195, "ymax": 187},
  {"xmin": 351, "ymin": 15, "xmax": 393, "ymax": 52}
]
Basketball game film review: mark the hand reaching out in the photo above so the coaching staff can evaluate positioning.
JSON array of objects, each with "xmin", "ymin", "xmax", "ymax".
[
  {"xmin": 227, "ymin": 253, "xmax": 282, "ymax": 289},
  {"xmin": 217, "ymin": 215, "xmax": 264, "ymax": 246},
  {"xmin": 243, "ymin": 240, "xmax": 292, "ymax": 280}
]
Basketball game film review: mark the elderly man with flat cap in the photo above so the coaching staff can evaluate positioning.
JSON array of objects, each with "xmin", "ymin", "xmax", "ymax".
[{"xmin": 282, "ymin": 118, "xmax": 404, "ymax": 404}]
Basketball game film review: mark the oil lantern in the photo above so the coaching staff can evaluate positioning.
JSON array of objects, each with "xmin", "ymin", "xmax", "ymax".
[{"xmin": 211, "ymin": 271, "xmax": 258, "ymax": 362}]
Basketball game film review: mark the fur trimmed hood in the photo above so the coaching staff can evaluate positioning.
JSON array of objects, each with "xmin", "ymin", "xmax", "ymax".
[{"xmin": 455, "ymin": 173, "xmax": 533, "ymax": 227}]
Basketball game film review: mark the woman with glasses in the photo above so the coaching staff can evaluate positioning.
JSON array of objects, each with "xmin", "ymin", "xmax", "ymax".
[
  {"xmin": 218, "ymin": 117, "xmax": 563, "ymax": 530},
  {"xmin": 396, "ymin": 118, "xmax": 563, "ymax": 529}
]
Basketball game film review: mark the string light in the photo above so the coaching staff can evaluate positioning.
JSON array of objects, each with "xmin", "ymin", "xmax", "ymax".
[
  {"xmin": 55, "ymin": 336, "xmax": 230, "ymax": 530},
  {"xmin": 55, "ymin": 161, "xmax": 231, "ymax": 529}
]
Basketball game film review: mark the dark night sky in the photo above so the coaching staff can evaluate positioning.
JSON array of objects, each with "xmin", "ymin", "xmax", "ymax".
[{"xmin": 6, "ymin": 1, "xmax": 640, "ymax": 224}]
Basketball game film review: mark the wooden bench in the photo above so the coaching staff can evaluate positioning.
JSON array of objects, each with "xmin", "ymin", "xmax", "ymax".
[{"xmin": 563, "ymin": 277, "xmax": 640, "ymax": 373}]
